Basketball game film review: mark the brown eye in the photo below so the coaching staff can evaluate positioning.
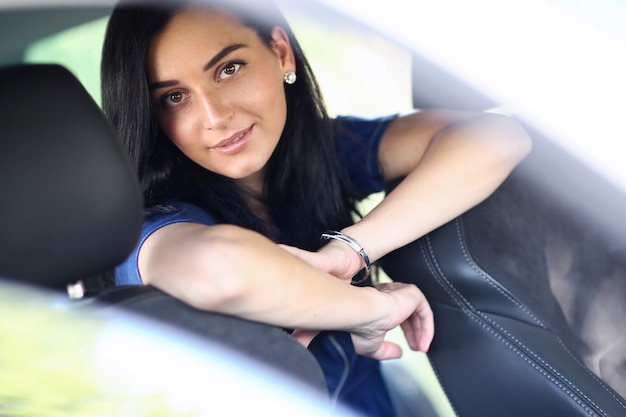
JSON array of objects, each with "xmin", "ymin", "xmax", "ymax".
[
  {"xmin": 218, "ymin": 61, "xmax": 244, "ymax": 81},
  {"xmin": 223, "ymin": 64, "xmax": 237, "ymax": 76},
  {"xmin": 170, "ymin": 92, "xmax": 183, "ymax": 103},
  {"xmin": 160, "ymin": 91, "xmax": 189, "ymax": 109}
]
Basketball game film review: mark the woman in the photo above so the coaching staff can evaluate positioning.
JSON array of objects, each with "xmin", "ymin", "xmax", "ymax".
[{"xmin": 102, "ymin": 0, "xmax": 532, "ymax": 415}]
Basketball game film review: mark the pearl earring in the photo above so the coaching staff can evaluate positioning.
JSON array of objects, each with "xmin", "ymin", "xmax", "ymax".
[{"xmin": 284, "ymin": 71, "xmax": 297, "ymax": 85}]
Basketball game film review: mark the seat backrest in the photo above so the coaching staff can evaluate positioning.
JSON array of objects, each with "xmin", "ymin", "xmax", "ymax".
[
  {"xmin": 0, "ymin": 64, "xmax": 143, "ymax": 288},
  {"xmin": 382, "ymin": 128, "xmax": 626, "ymax": 416}
]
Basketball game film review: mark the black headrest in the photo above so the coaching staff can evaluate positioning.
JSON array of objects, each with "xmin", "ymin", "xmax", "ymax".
[{"xmin": 0, "ymin": 64, "xmax": 143, "ymax": 287}]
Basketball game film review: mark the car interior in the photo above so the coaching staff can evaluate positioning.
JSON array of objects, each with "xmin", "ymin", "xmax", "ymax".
[{"xmin": 2, "ymin": 1, "xmax": 626, "ymax": 416}]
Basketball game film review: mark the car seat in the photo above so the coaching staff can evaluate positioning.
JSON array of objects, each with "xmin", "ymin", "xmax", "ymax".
[
  {"xmin": 0, "ymin": 63, "xmax": 327, "ymax": 394},
  {"xmin": 379, "ymin": 54, "xmax": 626, "ymax": 416}
]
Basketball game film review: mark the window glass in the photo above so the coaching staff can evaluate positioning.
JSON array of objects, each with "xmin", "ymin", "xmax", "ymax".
[
  {"xmin": 24, "ymin": 17, "xmax": 108, "ymax": 105},
  {"xmin": 281, "ymin": 5, "xmax": 413, "ymax": 117}
]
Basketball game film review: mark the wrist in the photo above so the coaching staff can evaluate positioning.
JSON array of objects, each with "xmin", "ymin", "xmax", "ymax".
[{"xmin": 320, "ymin": 230, "xmax": 371, "ymax": 283}]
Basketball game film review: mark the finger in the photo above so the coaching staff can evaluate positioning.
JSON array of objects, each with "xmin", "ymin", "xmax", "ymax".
[
  {"xmin": 402, "ymin": 308, "xmax": 434, "ymax": 353},
  {"xmin": 415, "ymin": 297, "xmax": 435, "ymax": 352},
  {"xmin": 400, "ymin": 318, "xmax": 419, "ymax": 351},
  {"xmin": 368, "ymin": 341, "xmax": 404, "ymax": 361}
]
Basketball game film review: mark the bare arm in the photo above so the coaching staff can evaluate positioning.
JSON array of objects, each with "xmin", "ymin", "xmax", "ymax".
[
  {"xmin": 138, "ymin": 222, "xmax": 433, "ymax": 359},
  {"xmin": 346, "ymin": 109, "xmax": 531, "ymax": 261},
  {"xmin": 287, "ymin": 109, "xmax": 532, "ymax": 280}
]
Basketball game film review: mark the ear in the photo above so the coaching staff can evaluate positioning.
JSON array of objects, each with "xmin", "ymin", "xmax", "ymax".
[{"xmin": 270, "ymin": 26, "xmax": 296, "ymax": 73}]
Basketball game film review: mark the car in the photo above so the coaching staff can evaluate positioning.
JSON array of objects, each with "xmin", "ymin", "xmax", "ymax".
[{"xmin": 1, "ymin": 0, "xmax": 625, "ymax": 416}]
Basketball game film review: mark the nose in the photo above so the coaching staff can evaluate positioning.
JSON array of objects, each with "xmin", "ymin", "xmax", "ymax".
[{"xmin": 199, "ymin": 92, "xmax": 233, "ymax": 131}]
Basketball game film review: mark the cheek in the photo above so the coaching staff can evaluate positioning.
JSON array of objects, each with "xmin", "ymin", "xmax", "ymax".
[
  {"xmin": 251, "ymin": 76, "xmax": 288, "ymax": 133},
  {"xmin": 156, "ymin": 112, "xmax": 195, "ymax": 153}
]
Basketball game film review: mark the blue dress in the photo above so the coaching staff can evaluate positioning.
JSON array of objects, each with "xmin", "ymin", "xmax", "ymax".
[{"xmin": 115, "ymin": 115, "xmax": 397, "ymax": 417}]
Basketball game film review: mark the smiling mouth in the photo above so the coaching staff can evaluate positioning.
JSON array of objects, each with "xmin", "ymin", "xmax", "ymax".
[
  {"xmin": 211, "ymin": 126, "xmax": 253, "ymax": 155},
  {"xmin": 213, "ymin": 127, "xmax": 250, "ymax": 148}
]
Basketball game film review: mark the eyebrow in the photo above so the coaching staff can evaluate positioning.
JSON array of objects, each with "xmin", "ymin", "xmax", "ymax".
[
  {"xmin": 149, "ymin": 43, "xmax": 248, "ymax": 91},
  {"xmin": 204, "ymin": 43, "xmax": 246, "ymax": 72}
]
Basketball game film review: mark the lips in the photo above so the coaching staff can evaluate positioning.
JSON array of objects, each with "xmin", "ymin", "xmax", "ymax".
[{"xmin": 211, "ymin": 126, "xmax": 252, "ymax": 155}]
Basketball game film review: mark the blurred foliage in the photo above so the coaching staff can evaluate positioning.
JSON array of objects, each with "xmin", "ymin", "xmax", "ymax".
[{"xmin": 0, "ymin": 286, "xmax": 191, "ymax": 417}]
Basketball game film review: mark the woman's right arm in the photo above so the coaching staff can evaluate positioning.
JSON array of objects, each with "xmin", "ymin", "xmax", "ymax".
[{"xmin": 138, "ymin": 222, "xmax": 433, "ymax": 359}]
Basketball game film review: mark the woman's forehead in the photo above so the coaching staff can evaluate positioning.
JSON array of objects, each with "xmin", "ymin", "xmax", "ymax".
[
  {"xmin": 149, "ymin": 9, "xmax": 255, "ymax": 61},
  {"xmin": 146, "ymin": 7, "xmax": 266, "ymax": 83}
]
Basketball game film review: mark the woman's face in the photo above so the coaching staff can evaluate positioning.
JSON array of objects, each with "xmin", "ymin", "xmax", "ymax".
[{"xmin": 147, "ymin": 8, "xmax": 295, "ymax": 193}]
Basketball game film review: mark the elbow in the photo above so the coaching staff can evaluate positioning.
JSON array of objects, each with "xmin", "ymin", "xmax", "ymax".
[
  {"xmin": 498, "ymin": 116, "xmax": 532, "ymax": 169},
  {"xmin": 506, "ymin": 117, "xmax": 533, "ymax": 165},
  {"xmin": 482, "ymin": 112, "xmax": 533, "ymax": 170}
]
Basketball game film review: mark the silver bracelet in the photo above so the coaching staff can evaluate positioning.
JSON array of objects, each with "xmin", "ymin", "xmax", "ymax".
[{"xmin": 320, "ymin": 230, "xmax": 371, "ymax": 284}]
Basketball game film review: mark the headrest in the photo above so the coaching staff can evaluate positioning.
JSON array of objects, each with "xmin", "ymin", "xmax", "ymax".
[{"xmin": 0, "ymin": 64, "xmax": 143, "ymax": 287}]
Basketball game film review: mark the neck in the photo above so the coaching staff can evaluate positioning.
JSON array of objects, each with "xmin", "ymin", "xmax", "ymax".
[
  {"xmin": 233, "ymin": 169, "xmax": 283, "ymax": 240},
  {"xmin": 235, "ymin": 168, "xmax": 265, "ymax": 197}
]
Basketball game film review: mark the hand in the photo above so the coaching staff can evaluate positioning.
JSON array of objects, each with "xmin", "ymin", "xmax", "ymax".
[
  {"xmin": 291, "ymin": 283, "xmax": 433, "ymax": 355},
  {"xmin": 278, "ymin": 244, "xmax": 434, "ymax": 359},
  {"xmin": 278, "ymin": 240, "xmax": 363, "ymax": 282},
  {"xmin": 350, "ymin": 282, "xmax": 434, "ymax": 360}
]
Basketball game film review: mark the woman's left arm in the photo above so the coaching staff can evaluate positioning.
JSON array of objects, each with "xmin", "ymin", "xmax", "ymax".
[
  {"xmin": 345, "ymin": 109, "xmax": 531, "ymax": 268},
  {"xmin": 286, "ymin": 109, "xmax": 532, "ymax": 281}
]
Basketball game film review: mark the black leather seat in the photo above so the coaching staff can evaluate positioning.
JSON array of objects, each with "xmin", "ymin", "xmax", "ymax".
[
  {"xmin": 382, "ymin": 130, "xmax": 626, "ymax": 416},
  {"xmin": 0, "ymin": 63, "xmax": 327, "ymax": 394},
  {"xmin": 0, "ymin": 64, "xmax": 142, "ymax": 286},
  {"xmin": 374, "ymin": 49, "xmax": 626, "ymax": 416}
]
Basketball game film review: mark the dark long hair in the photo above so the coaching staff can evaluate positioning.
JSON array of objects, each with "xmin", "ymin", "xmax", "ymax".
[{"xmin": 102, "ymin": 0, "xmax": 356, "ymax": 250}]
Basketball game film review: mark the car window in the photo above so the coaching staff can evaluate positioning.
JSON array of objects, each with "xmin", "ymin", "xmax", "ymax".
[
  {"xmin": 22, "ymin": 7, "xmax": 412, "ymax": 118},
  {"xmin": 280, "ymin": 5, "xmax": 413, "ymax": 117},
  {"xmin": 24, "ymin": 16, "xmax": 108, "ymax": 105}
]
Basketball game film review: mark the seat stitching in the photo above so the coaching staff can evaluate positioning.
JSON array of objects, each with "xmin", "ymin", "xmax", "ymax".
[
  {"xmin": 454, "ymin": 218, "xmax": 545, "ymax": 327},
  {"xmin": 479, "ymin": 311, "xmax": 617, "ymax": 413},
  {"xmin": 467, "ymin": 312, "xmax": 603, "ymax": 417},
  {"xmin": 420, "ymin": 237, "xmax": 474, "ymax": 316},
  {"xmin": 424, "ymin": 232, "xmax": 602, "ymax": 415},
  {"xmin": 476, "ymin": 310, "xmax": 625, "ymax": 412},
  {"xmin": 424, "ymin": 227, "xmax": 624, "ymax": 414},
  {"xmin": 452, "ymin": 218, "xmax": 626, "ymax": 410}
]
